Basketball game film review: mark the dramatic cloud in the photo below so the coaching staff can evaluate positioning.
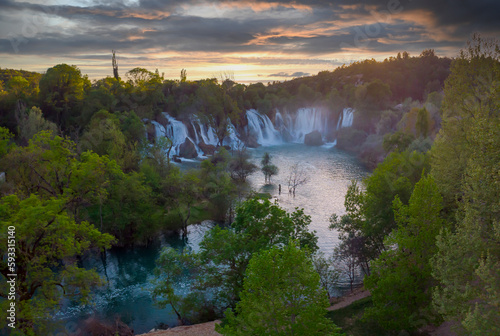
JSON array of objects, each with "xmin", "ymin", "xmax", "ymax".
[{"xmin": 0, "ymin": 0, "xmax": 497, "ymax": 81}]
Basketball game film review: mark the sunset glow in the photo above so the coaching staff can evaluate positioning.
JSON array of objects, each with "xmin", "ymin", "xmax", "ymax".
[{"xmin": 0, "ymin": 0, "xmax": 498, "ymax": 82}]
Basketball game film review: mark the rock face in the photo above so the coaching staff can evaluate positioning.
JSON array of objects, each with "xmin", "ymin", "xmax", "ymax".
[
  {"xmin": 304, "ymin": 130, "xmax": 324, "ymax": 146},
  {"xmin": 245, "ymin": 134, "xmax": 260, "ymax": 148},
  {"xmin": 198, "ymin": 141, "xmax": 216, "ymax": 156},
  {"xmin": 178, "ymin": 138, "xmax": 198, "ymax": 158}
]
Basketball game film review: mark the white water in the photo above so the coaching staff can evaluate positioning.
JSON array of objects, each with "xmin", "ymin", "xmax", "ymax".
[
  {"xmin": 246, "ymin": 109, "xmax": 282, "ymax": 146},
  {"xmin": 153, "ymin": 108, "xmax": 354, "ymax": 158}
]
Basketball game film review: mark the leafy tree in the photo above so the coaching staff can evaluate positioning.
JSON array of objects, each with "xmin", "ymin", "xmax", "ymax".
[
  {"xmin": 217, "ymin": 242, "xmax": 341, "ymax": 336},
  {"xmin": 415, "ymin": 107, "xmax": 430, "ymax": 137},
  {"xmin": 0, "ymin": 193, "xmax": 114, "ymax": 335},
  {"xmin": 39, "ymin": 64, "xmax": 90, "ymax": 128},
  {"xmin": 16, "ymin": 106, "xmax": 58, "ymax": 145},
  {"xmin": 228, "ymin": 144, "xmax": 257, "ymax": 183},
  {"xmin": 0, "ymin": 126, "xmax": 14, "ymax": 158},
  {"xmin": 261, "ymin": 152, "xmax": 279, "ymax": 184},
  {"xmin": 383, "ymin": 131, "xmax": 415, "ymax": 153},
  {"xmin": 431, "ymin": 35, "xmax": 500, "ymax": 335},
  {"xmin": 79, "ymin": 109, "xmax": 126, "ymax": 164},
  {"xmin": 151, "ymin": 198, "xmax": 318, "ymax": 322},
  {"xmin": 1, "ymin": 131, "xmax": 122, "ymax": 217},
  {"xmin": 330, "ymin": 150, "xmax": 430, "ymax": 273},
  {"xmin": 163, "ymin": 169, "xmax": 202, "ymax": 237},
  {"xmin": 85, "ymin": 171, "xmax": 162, "ymax": 245},
  {"xmin": 430, "ymin": 34, "xmax": 500, "ymax": 215},
  {"xmin": 364, "ymin": 175, "xmax": 444, "ymax": 331}
]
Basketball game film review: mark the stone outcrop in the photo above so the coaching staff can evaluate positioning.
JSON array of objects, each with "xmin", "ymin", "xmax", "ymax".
[
  {"xmin": 304, "ymin": 130, "xmax": 324, "ymax": 146},
  {"xmin": 178, "ymin": 138, "xmax": 198, "ymax": 158}
]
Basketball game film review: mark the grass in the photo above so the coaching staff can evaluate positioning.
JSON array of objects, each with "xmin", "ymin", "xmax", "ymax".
[{"xmin": 326, "ymin": 296, "xmax": 387, "ymax": 336}]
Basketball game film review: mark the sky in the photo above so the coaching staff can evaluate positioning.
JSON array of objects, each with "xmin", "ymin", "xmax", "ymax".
[{"xmin": 0, "ymin": 0, "xmax": 498, "ymax": 83}]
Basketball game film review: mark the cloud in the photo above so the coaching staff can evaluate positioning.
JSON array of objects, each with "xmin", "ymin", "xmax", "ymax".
[
  {"xmin": 269, "ymin": 71, "xmax": 310, "ymax": 77},
  {"xmin": 0, "ymin": 0, "xmax": 497, "ymax": 80}
]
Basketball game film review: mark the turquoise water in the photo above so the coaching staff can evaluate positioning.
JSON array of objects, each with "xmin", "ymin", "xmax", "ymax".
[{"xmin": 59, "ymin": 144, "xmax": 367, "ymax": 334}]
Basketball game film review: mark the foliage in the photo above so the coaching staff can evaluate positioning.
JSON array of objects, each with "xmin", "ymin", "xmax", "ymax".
[
  {"xmin": 216, "ymin": 242, "xmax": 341, "ymax": 336},
  {"xmin": 39, "ymin": 64, "xmax": 90, "ymax": 128},
  {"xmin": 16, "ymin": 106, "xmax": 58, "ymax": 145},
  {"xmin": 364, "ymin": 175, "xmax": 444, "ymax": 331},
  {"xmin": 430, "ymin": 34, "xmax": 500, "ymax": 215},
  {"xmin": 151, "ymin": 198, "xmax": 318, "ymax": 323},
  {"xmin": 260, "ymin": 152, "xmax": 279, "ymax": 184},
  {"xmin": 228, "ymin": 144, "xmax": 257, "ymax": 183},
  {"xmin": 431, "ymin": 35, "xmax": 500, "ymax": 335},
  {"xmin": 0, "ymin": 193, "xmax": 114, "ymax": 334}
]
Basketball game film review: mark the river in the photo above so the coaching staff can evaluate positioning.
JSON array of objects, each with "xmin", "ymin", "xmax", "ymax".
[{"xmin": 59, "ymin": 143, "xmax": 367, "ymax": 334}]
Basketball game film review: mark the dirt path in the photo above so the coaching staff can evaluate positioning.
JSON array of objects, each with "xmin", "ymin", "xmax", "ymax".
[
  {"xmin": 137, "ymin": 320, "xmax": 222, "ymax": 336},
  {"xmin": 327, "ymin": 288, "xmax": 371, "ymax": 311}
]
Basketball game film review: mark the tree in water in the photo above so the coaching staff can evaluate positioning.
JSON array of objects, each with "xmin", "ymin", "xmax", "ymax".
[
  {"xmin": 287, "ymin": 163, "xmax": 309, "ymax": 196},
  {"xmin": 260, "ymin": 152, "xmax": 278, "ymax": 184}
]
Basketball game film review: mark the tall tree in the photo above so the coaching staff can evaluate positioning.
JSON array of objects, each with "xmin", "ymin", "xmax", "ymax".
[
  {"xmin": 217, "ymin": 242, "xmax": 341, "ymax": 336},
  {"xmin": 0, "ymin": 194, "xmax": 114, "ymax": 334},
  {"xmin": 431, "ymin": 35, "xmax": 500, "ymax": 335},
  {"xmin": 364, "ymin": 175, "xmax": 444, "ymax": 331},
  {"xmin": 38, "ymin": 64, "xmax": 90, "ymax": 129}
]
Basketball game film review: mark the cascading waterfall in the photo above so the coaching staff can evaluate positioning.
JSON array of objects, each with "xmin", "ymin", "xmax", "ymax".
[
  {"xmin": 246, "ymin": 109, "xmax": 282, "ymax": 146},
  {"xmin": 151, "ymin": 107, "xmax": 355, "ymax": 159},
  {"xmin": 338, "ymin": 108, "xmax": 354, "ymax": 129}
]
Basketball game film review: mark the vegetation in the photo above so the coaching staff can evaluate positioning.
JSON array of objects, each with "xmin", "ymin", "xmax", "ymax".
[
  {"xmin": 217, "ymin": 242, "xmax": 342, "ymax": 336},
  {"xmin": 0, "ymin": 36, "xmax": 498, "ymax": 335},
  {"xmin": 151, "ymin": 198, "xmax": 318, "ymax": 324}
]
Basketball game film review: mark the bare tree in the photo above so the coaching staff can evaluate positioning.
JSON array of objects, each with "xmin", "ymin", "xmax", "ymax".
[
  {"xmin": 287, "ymin": 163, "xmax": 309, "ymax": 196},
  {"xmin": 112, "ymin": 50, "xmax": 119, "ymax": 80}
]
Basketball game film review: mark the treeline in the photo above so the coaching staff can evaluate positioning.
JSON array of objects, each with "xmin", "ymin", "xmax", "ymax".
[{"xmin": 330, "ymin": 36, "xmax": 499, "ymax": 335}]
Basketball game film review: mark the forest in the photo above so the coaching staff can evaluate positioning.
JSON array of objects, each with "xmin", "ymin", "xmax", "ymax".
[{"xmin": 0, "ymin": 35, "xmax": 498, "ymax": 335}]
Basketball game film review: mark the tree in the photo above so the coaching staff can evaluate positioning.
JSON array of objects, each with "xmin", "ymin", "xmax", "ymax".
[
  {"xmin": 0, "ymin": 193, "xmax": 114, "ymax": 335},
  {"xmin": 216, "ymin": 242, "xmax": 342, "ymax": 336},
  {"xmin": 431, "ymin": 35, "xmax": 500, "ymax": 335},
  {"xmin": 364, "ymin": 175, "xmax": 444, "ymax": 331},
  {"xmin": 312, "ymin": 251, "xmax": 341, "ymax": 299},
  {"xmin": 287, "ymin": 163, "xmax": 309, "ymax": 196},
  {"xmin": 151, "ymin": 198, "xmax": 318, "ymax": 322},
  {"xmin": 16, "ymin": 106, "xmax": 58, "ymax": 145},
  {"xmin": 330, "ymin": 150, "xmax": 430, "ymax": 273},
  {"xmin": 430, "ymin": 34, "xmax": 500, "ymax": 216},
  {"xmin": 1, "ymin": 131, "xmax": 123, "ymax": 217},
  {"xmin": 39, "ymin": 64, "xmax": 90, "ymax": 128},
  {"xmin": 228, "ymin": 143, "xmax": 257, "ymax": 183},
  {"xmin": 261, "ymin": 152, "xmax": 279, "ymax": 184},
  {"xmin": 112, "ymin": 50, "xmax": 119, "ymax": 80}
]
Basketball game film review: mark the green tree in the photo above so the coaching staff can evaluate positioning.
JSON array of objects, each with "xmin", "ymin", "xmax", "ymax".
[
  {"xmin": 431, "ymin": 35, "xmax": 500, "ymax": 335},
  {"xmin": 1, "ymin": 131, "xmax": 122, "ymax": 216},
  {"xmin": 17, "ymin": 106, "xmax": 58, "ymax": 145},
  {"xmin": 415, "ymin": 107, "xmax": 430, "ymax": 137},
  {"xmin": 39, "ymin": 64, "xmax": 90, "ymax": 128},
  {"xmin": 217, "ymin": 242, "xmax": 341, "ymax": 336},
  {"xmin": 228, "ymin": 144, "xmax": 257, "ymax": 183},
  {"xmin": 430, "ymin": 34, "xmax": 500, "ymax": 216},
  {"xmin": 364, "ymin": 175, "xmax": 444, "ymax": 331},
  {"xmin": 0, "ymin": 126, "xmax": 14, "ymax": 158},
  {"xmin": 151, "ymin": 198, "xmax": 318, "ymax": 322},
  {"xmin": 261, "ymin": 152, "xmax": 279, "ymax": 184},
  {"xmin": 0, "ymin": 193, "xmax": 114, "ymax": 335}
]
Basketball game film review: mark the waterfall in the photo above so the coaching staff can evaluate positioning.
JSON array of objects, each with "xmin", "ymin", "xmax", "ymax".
[
  {"xmin": 246, "ymin": 109, "xmax": 282, "ymax": 146},
  {"xmin": 337, "ymin": 108, "xmax": 354, "ymax": 129},
  {"xmin": 289, "ymin": 108, "xmax": 328, "ymax": 142},
  {"xmin": 153, "ymin": 113, "xmax": 203, "ymax": 157}
]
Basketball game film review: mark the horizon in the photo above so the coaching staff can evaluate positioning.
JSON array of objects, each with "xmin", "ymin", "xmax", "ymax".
[{"xmin": 1, "ymin": 0, "xmax": 498, "ymax": 83}]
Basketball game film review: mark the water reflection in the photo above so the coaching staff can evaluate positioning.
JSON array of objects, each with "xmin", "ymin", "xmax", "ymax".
[{"xmin": 60, "ymin": 144, "xmax": 367, "ymax": 334}]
